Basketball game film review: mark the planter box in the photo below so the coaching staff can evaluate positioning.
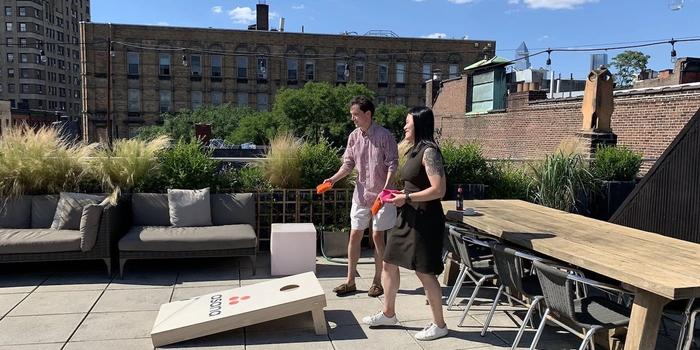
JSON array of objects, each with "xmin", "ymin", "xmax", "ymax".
[
  {"xmin": 444, "ymin": 183, "xmax": 488, "ymax": 200},
  {"xmin": 321, "ymin": 230, "xmax": 349, "ymax": 258},
  {"xmin": 590, "ymin": 180, "xmax": 636, "ymax": 220}
]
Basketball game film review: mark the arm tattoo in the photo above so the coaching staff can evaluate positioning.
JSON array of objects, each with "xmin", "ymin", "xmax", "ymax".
[{"xmin": 423, "ymin": 148, "xmax": 445, "ymax": 177}]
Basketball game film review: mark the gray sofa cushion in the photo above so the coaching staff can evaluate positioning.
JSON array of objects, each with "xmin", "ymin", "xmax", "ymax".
[
  {"xmin": 168, "ymin": 188, "xmax": 212, "ymax": 227},
  {"xmin": 51, "ymin": 193, "xmax": 106, "ymax": 230},
  {"xmin": 31, "ymin": 195, "xmax": 59, "ymax": 228},
  {"xmin": 131, "ymin": 193, "xmax": 170, "ymax": 226},
  {"xmin": 118, "ymin": 224, "xmax": 257, "ymax": 252},
  {"xmin": 0, "ymin": 197, "xmax": 31, "ymax": 228},
  {"xmin": 211, "ymin": 193, "xmax": 255, "ymax": 227},
  {"xmin": 0, "ymin": 229, "xmax": 82, "ymax": 254},
  {"xmin": 80, "ymin": 204, "xmax": 104, "ymax": 252}
]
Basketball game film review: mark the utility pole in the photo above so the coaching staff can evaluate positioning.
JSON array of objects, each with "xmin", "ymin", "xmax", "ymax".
[{"xmin": 107, "ymin": 38, "xmax": 113, "ymax": 147}]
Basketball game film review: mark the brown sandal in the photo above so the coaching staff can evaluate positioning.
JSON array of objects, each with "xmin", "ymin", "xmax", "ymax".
[
  {"xmin": 368, "ymin": 284, "xmax": 384, "ymax": 297},
  {"xmin": 333, "ymin": 283, "xmax": 357, "ymax": 296}
]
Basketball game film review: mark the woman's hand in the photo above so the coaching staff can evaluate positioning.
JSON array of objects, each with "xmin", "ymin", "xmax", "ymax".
[{"xmin": 386, "ymin": 193, "xmax": 407, "ymax": 207}]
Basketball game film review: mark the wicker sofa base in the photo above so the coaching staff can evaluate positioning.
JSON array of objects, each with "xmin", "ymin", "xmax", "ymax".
[
  {"xmin": 0, "ymin": 255, "xmax": 112, "ymax": 276},
  {"xmin": 118, "ymin": 248, "xmax": 258, "ymax": 278}
]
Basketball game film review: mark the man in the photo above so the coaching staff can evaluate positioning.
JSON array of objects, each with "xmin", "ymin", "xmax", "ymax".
[{"xmin": 325, "ymin": 95, "xmax": 399, "ymax": 297}]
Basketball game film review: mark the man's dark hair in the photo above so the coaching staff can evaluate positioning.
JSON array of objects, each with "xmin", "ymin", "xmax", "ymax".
[{"xmin": 349, "ymin": 95, "xmax": 375, "ymax": 117}]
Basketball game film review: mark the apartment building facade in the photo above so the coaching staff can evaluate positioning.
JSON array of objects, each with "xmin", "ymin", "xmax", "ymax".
[
  {"xmin": 0, "ymin": 0, "xmax": 90, "ymax": 115},
  {"xmin": 80, "ymin": 21, "xmax": 495, "ymax": 142}
]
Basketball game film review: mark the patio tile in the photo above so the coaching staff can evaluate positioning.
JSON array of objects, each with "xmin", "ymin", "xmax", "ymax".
[
  {"xmin": 155, "ymin": 329, "xmax": 244, "ymax": 349},
  {"xmin": 318, "ymin": 277, "xmax": 373, "ymax": 301},
  {"xmin": 64, "ymin": 338, "xmax": 154, "ymax": 350},
  {"xmin": 9, "ymin": 290, "xmax": 102, "ymax": 316},
  {"xmin": 329, "ymin": 323, "xmax": 422, "ymax": 350},
  {"xmin": 35, "ymin": 270, "xmax": 112, "ymax": 292},
  {"xmin": 0, "ymin": 344, "xmax": 64, "ymax": 350},
  {"xmin": 0, "ymin": 293, "xmax": 27, "ymax": 318},
  {"xmin": 171, "ymin": 285, "xmax": 239, "ymax": 302},
  {"xmin": 71, "ymin": 310, "xmax": 158, "ymax": 341},
  {"xmin": 324, "ymin": 296, "xmax": 385, "ymax": 326},
  {"xmin": 389, "ymin": 294, "xmax": 456, "ymax": 323},
  {"xmin": 92, "ymin": 287, "xmax": 172, "ymax": 312},
  {"xmin": 0, "ymin": 313, "xmax": 84, "ymax": 345},
  {"xmin": 175, "ymin": 258, "xmax": 240, "ymax": 288},
  {"xmin": 246, "ymin": 329, "xmax": 333, "ymax": 349},
  {"xmin": 108, "ymin": 263, "xmax": 178, "ymax": 290},
  {"xmin": 402, "ymin": 319, "xmax": 508, "ymax": 349},
  {"xmin": 491, "ymin": 324, "xmax": 582, "ymax": 349},
  {"xmin": 0, "ymin": 273, "xmax": 49, "ymax": 294}
]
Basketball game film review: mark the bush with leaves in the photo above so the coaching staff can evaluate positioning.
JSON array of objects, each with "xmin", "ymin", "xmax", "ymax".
[
  {"xmin": 529, "ymin": 152, "xmax": 594, "ymax": 213},
  {"xmin": 590, "ymin": 145, "xmax": 642, "ymax": 181},
  {"xmin": 441, "ymin": 142, "xmax": 490, "ymax": 188},
  {"xmin": 375, "ymin": 104, "xmax": 408, "ymax": 142},
  {"xmin": 226, "ymin": 111, "xmax": 290, "ymax": 145},
  {"xmin": 298, "ymin": 138, "xmax": 343, "ymax": 189},
  {"xmin": 157, "ymin": 139, "xmax": 219, "ymax": 190},
  {"xmin": 487, "ymin": 162, "xmax": 531, "ymax": 200},
  {"xmin": 262, "ymin": 133, "xmax": 301, "ymax": 188}
]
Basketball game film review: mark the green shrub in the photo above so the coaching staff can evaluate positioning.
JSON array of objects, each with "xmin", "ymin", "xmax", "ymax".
[
  {"xmin": 441, "ymin": 142, "xmax": 490, "ymax": 188},
  {"xmin": 262, "ymin": 133, "xmax": 301, "ymax": 188},
  {"xmin": 0, "ymin": 125, "xmax": 94, "ymax": 199},
  {"xmin": 226, "ymin": 112, "xmax": 290, "ymax": 145},
  {"xmin": 234, "ymin": 165, "xmax": 273, "ymax": 192},
  {"xmin": 157, "ymin": 139, "xmax": 218, "ymax": 190},
  {"xmin": 298, "ymin": 139, "xmax": 343, "ymax": 189},
  {"xmin": 591, "ymin": 145, "xmax": 642, "ymax": 181},
  {"xmin": 529, "ymin": 152, "xmax": 594, "ymax": 212},
  {"xmin": 375, "ymin": 104, "xmax": 408, "ymax": 142},
  {"xmin": 487, "ymin": 162, "xmax": 531, "ymax": 200}
]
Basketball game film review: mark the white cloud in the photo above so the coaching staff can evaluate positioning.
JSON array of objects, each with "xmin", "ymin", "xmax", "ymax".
[
  {"xmin": 538, "ymin": 34, "xmax": 550, "ymax": 41},
  {"xmin": 413, "ymin": 0, "xmax": 427, "ymax": 2},
  {"xmin": 270, "ymin": 11, "xmax": 280, "ymax": 19},
  {"xmin": 448, "ymin": 0, "xmax": 476, "ymax": 3},
  {"xmin": 156, "ymin": 21, "xmax": 170, "ymax": 26},
  {"xmin": 523, "ymin": 0, "xmax": 597, "ymax": 9},
  {"xmin": 228, "ymin": 6, "xmax": 256, "ymax": 23},
  {"xmin": 292, "ymin": 4, "xmax": 305, "ymax": 9},
  {"xmin": 211, "ymin": 6, "xmax": 223, "ymax": 14},
  {"xmin": 508, "ymin": 0, "xmax": 519, "ymax": 4},
  {"xmin": 422, "ymin": 32, "xmax": 447, "ymax": 39}
]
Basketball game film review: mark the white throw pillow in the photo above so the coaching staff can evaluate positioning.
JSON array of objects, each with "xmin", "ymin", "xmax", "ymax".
[{"xmin": 167, "ymin": 188, "xmax": 213, "ymax": 227}]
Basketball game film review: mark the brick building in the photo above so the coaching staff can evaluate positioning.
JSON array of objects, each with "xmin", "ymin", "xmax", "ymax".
[
  {"xmin": 429, "ymin": 71, "xmax": 700, "ymax": 172},
  {"xmin": 79, "ymin": 17, "xmax": 495, "ymax": 141},
  {"xmin": 0, "ymin": 0, "xmax": 90, "ymax": 115}
]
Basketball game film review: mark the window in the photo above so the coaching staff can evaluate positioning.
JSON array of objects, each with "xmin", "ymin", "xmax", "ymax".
[
  {"xmin": 20, "ymin": 53, "xmax": 28, "ymax": 63},
  {"xmin": 19, "ymin": 7, "xmax": 26, "ymax": 16},
  {"xmin": 159, "ymin": 53, "xmax": 171, "ymax": 76},
  {"xmin": 449, "ymin": 64, "xmax": 459, "ymax": 78},
  {"xmin": 5, "ymin": 22, "xmax": 12, "ymax": 32},
  {"xmin": 395, "ymin": 96, "xmax": 406, "ymax": 106},
  {"xmin": 236, "ymin": 92, "xmax": 248, "ymax": 107},
  {"xmin": 7, "ymin": 68, "xmax": 14, "ymax": 77},
  {"xmin": 396, "ymin": 62, "xmax": 406, "ymax": 84},
  {"xmin": 191, "ymin": 91, "xmax": 202, "ymax": 109},
  {"xmin": 256, "ymin": 57, "xmax": 267, "ymax": 80},
  {"xmin": 6, "ymin": 53, "xmax": 13, "ymax": 62},
  {"xmin": 127, "ymin": 89, "xmax": 140, "ymax": 112},
  {"xmin": 5, "ymin": 38, "xmax": 13, "ymax": 46},
  {"xmin": 377, "ymin": 96, "xmax": 387, "ymax": 105},
  {"xmin": 8, "ymin": 84, "xmax": 15, "ymax": 93},
  {"xmin": 236, "ymin": 56, "xmax": 247, "ymax": 79},
  {"xmin": 286, "ymin": 59, "xmax": 298, "ymax": 81},
  {"xmin": 19, "ymin": 23, "xmax": 26, "ymax": 32},
  {"xmin": 304, "ymin": 60, "xmax": 315, "ymax": 81},
  {"xmin": 159, "ymin": 90, "xmax": 171, "ymax": 112},
  {"xmin": 355, "ymin": 63, "xmax": 364, "ymax": 82},
  {"xmin": 378, "ymin": 63, "xmax": 389, "ymax": 84},
  {"xmin": 211, "ymin": 91, "xmax": 223, "ymax": 106},
  {"xmin": 4, "ymin": 7, "xmax": 11, "ymax": 16},
  {"xmin": 0, "ymin": 84, "xmax": 3, "ymax": 93},
  {"xmin": 190, "ymin": 54, "xmax": 201, "ymax": 76},
  {"xmin": 211, "ymin": 55, "xmax": 222, "ymax": 77},
  {"xmin": 335, "ymin": 61, "xmax": 347, "ymax": 82},
  {"xmin": 422, "ymin": 63, "xmax": 432, "ymax": 81},
  {"xmin": 127, "ymin": 52, "xmax": 139, "ymax": 75},
  {"xmin": 256, "ymin": 93, "xmax": 268, "ymax": 111}
]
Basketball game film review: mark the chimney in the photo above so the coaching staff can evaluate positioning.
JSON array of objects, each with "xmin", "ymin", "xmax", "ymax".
[
  {"xmin": 279, "ymin": 17, "xmax": 285, "ymax": 32},
  {"xmin": 256, "ymin": 1, "xmax": 269, "ymax": 31}
]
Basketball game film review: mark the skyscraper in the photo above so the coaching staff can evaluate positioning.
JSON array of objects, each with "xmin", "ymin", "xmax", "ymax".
[
  {"xmin": 514, "ymin": 41, "xmax": 531, "ymax": 71},
  {"xmin": 590, "ymin": 53, "xmax": 608, "ymax": 71}
]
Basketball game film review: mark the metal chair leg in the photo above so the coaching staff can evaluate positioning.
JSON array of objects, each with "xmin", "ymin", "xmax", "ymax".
[
  {"xmin": 447, "ymin": 264, "xmax": 467, "ymax": 310},
  {"xmin": 529, "ymin": 308, "xmax": 550, "ymax": 350},
  {"xmin": 481, "ymin": 284, "xmax": 505, "ymax": 336},
  {"xmin": 578, "ymin": 327, "xmax": 598, "ymax": 350},
  {"xmin": 677, "ymin": 298, "xmax": 695, "ymax": 350},
  {"xmin": 511, "ymin": 296, "xmax": 543, "ymax": 350},
  {"xmin": 682, "ymin": 309, "xmax": 698, "ymax": 350},
  {"xmin": 458, "ymin": 275, "xmax": 487, "ymax": 326}
]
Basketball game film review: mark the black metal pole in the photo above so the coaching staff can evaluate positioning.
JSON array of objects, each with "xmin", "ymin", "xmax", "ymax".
[{"xmin": 107, "ymin": 38, "xmax": 112, "ymax": 147}]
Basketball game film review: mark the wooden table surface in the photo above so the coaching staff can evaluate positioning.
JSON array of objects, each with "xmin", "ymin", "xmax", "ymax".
[{"xmin": 443, "ymin": 199, "xmax": 700, "ymax": 350}]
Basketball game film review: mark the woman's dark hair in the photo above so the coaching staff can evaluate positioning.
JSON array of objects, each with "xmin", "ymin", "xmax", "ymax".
[
  {"xmin": 349, "ymin": 95, "xmax": 375, "ymax": 117},
  {"xmin": 408, "ymin": 106, "xmax": 440, "ymax": 156}
]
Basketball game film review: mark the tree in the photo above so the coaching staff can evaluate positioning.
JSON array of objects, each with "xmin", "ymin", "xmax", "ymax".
[
  {"xmin": 136, "ymin": 105, "xmax": 257, "ymax": 142},
  {"xmin": 374, "ymin": 104, "xmax": 408, "ymax": 142},
  {"xmin": 226, "ymin": 112, "xmax": 290, "ymax": 145},
  {"xmin": 611, "ymin": 50, "xmax": 650, "ymax": 88}
]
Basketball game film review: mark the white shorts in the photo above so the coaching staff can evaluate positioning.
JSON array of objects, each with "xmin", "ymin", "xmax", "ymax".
[{"xmin": 350, "ymin": 202, "xmax": 397, "ymax": 231}]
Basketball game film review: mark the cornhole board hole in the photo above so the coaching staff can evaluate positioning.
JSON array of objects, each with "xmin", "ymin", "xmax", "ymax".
[{"xmin": 150, "ymin": 272, "xmax": 327, "ymax": 347}]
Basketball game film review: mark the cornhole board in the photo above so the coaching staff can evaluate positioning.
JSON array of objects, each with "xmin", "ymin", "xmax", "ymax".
[{"xmin": 150, "ymin": 272, "xmax": 327, "ymax": 347}]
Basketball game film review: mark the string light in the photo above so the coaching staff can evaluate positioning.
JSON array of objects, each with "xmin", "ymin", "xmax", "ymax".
[
  {"xmin": 109, "ymin": 41, "xmax": 115, "ymax": 57},
  {"xmin": 670, "ymin": 38, "xmax": 677, "ymax": 62},
  {"xmin": 545, "ymin": 48, "xmax": 552, "ymax": 66}
]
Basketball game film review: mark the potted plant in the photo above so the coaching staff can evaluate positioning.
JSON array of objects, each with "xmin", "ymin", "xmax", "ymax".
[
  {"xmin": 589, "ymin": 145, "xmax": 642, "ymax": 220},
  {"xmin": 320, "ymin": 224, "xmax": 350, "ymax": 258}
]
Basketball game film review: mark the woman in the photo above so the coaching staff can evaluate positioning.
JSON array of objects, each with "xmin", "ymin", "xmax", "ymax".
[{"xmin": 362, "ymin": 106, "xmax": 448, "ymax": 341}]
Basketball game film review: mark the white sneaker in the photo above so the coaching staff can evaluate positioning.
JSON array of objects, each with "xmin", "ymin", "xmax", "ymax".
[
  {"xmin": 414, "ymin": 322, "xmax": 448, "ymax": 341},
  {"xmin": 362, "ymin": 311, "xmax": 398, "ymax": 327}
]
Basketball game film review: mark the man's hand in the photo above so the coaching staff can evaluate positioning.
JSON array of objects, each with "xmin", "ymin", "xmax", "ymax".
[{"xmin": 323, "ymin": 178, "xmax": 334, "ymax": 187}]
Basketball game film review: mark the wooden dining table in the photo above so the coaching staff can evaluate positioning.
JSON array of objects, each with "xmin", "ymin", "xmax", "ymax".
[{"xmin": 442, "ymin": 199, "xmax": 700, "ymax": 350}]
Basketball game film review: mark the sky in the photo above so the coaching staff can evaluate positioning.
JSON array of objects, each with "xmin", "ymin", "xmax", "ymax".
[{"xmin": 92, "ymin": 0, "xmax": 700, "ymax": 79}]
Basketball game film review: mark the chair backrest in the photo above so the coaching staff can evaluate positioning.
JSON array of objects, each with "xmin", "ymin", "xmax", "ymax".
[
  {"xmin": 533, "ymin": 260, "xmax": 577, "ymax": 321},
  {"xmin": 448, "ymin": 227, "xmax": 475, "ymax": 269},
  {"xmin": 489, "ymin": 242, "xmax": 525, "ymax": 294}
]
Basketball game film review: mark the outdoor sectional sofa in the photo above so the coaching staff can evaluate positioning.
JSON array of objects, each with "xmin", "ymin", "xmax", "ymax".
[
  {"xmin": 117, "ymin": 193, "xmax": 258, "ymax": 277},
  {"xmin": 0, "ymin": 194, "xmax": 122, "ymax": 275}
]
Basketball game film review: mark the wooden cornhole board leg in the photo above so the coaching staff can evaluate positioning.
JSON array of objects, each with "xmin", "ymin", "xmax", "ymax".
[{"xmin": 150, "ymin": 272, "xmax": 327, "ymax": 347}]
